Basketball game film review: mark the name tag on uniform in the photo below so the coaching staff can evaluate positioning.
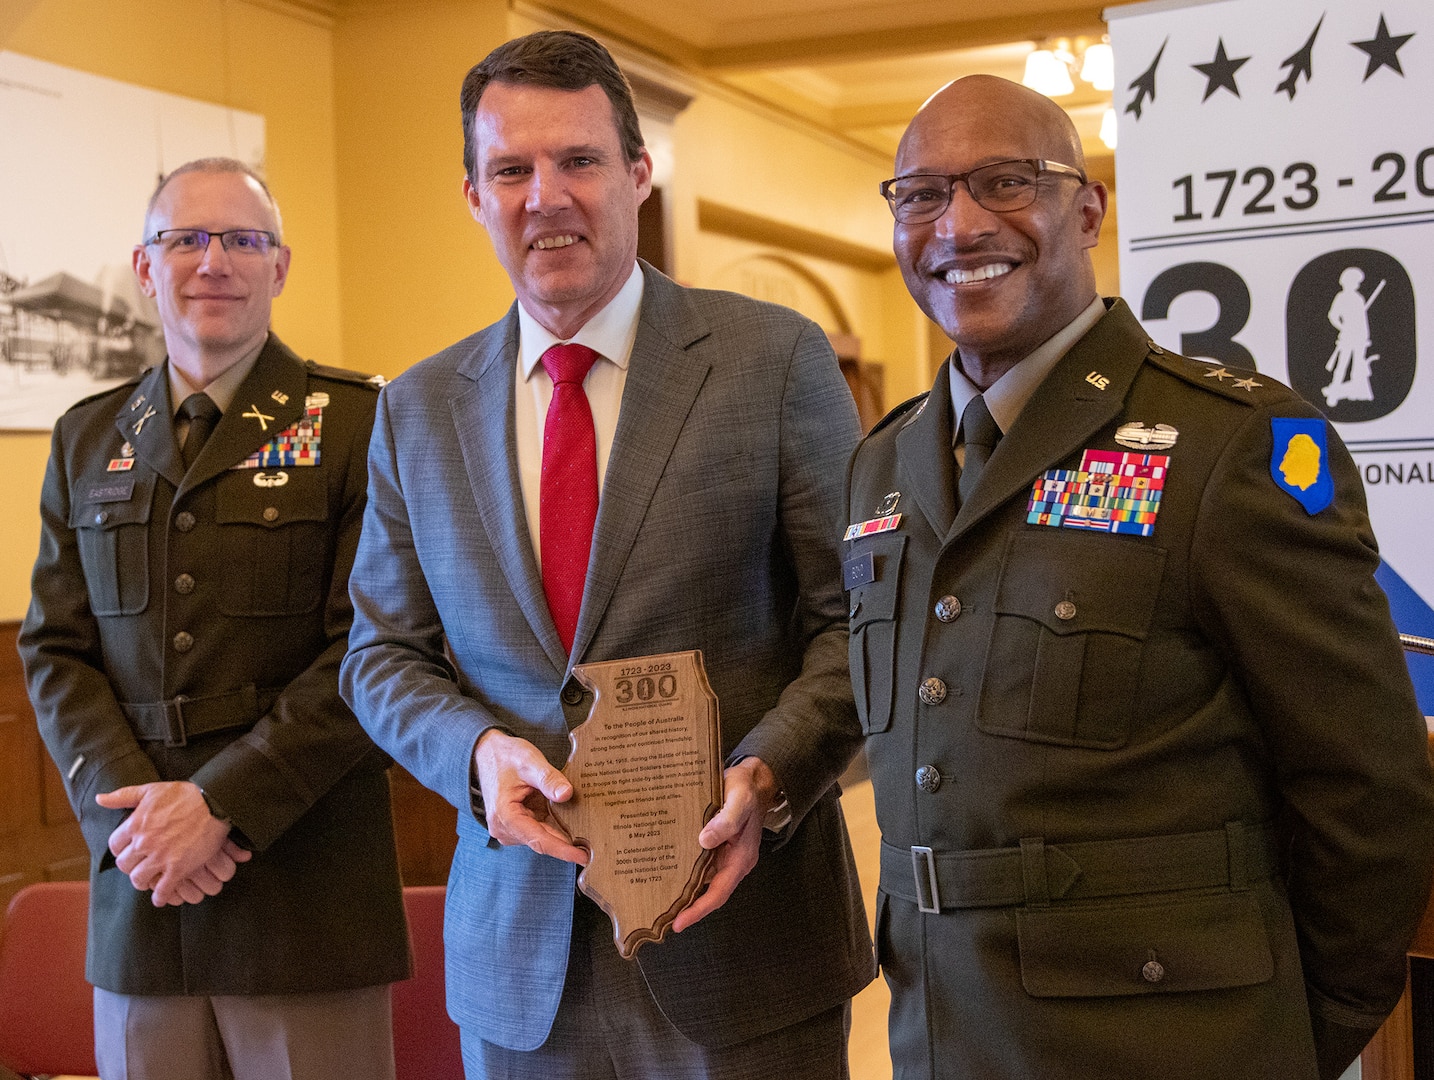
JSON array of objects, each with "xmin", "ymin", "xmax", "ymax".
[
  {"xmin": 87, "ymin": 479, "xmax": 135, "ymax": 502},
  {"xmin": 842, "ymin": 551, "xmax": 875, "ymax": 590}
]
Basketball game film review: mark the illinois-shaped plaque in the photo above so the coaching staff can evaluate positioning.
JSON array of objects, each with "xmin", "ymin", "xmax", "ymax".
[{"xmin": 550, "ymin": 651, "xmax": 723, "ymax": 958}]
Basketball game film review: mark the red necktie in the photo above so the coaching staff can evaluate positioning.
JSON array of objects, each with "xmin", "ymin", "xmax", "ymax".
[{"xmin": 540, "ymin": 343, "xmax": 601, "ymax": 654}]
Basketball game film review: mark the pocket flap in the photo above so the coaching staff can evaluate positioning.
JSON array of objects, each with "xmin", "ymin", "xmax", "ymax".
[
  {"xmin": 994, "ymin": 530, "xmax": 1166, "ymax": 638},
  {"xmin": 1017, "ymin": 892, "xmax": 1274, "ymax": 997},
  {"xmin": 216, "ymin": 467, "xmax": 327, "ymax": 527},
  {"xmin": 848, "ymin": 532, "xmax": 906, "ymax": 629},
  {"xmin": 71, "ymin": 473, "xmax": 154, "ymax": 529}
]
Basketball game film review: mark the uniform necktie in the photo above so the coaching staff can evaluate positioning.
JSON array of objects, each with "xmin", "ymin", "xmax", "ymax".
[
  {"xmin": 957, "ymin": 394, "xmax": 1000, "ymax": 507},
  {"xmin": 178, "ymin": 392, "xmax": 221, "ymax": 471},
  {"xmin": 539, "ymin": 343, "xmax": 601, "ymax": 655}
]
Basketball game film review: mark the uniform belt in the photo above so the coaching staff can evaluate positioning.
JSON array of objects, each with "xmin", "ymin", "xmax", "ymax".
[
  {"xmin": 880, "ymin": 822, "xmax": 1279, "ymax": 914},
  {"xmin": 121, "ymin": 684, "xmax": 273, "ymax": 747}
]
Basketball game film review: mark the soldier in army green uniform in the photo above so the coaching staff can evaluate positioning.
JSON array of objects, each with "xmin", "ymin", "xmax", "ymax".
[
  {"xmin": 846, "ymin": 75, "xmax": 1434, "ymax": 1080},
  {"xmin": 19, "ymin": 159, "xmax": 409, "ymax": 1080}
]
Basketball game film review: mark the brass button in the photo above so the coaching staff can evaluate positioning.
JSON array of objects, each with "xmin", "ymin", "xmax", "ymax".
[
  {"xmin": 918, "ymin": 677, "xmax": 947, "ymax": 706},
  {"xmin": 934, "ymin": 595, "xmax": 961, "ymax": 622},
  {"xmin": 172, "ymin": 631, "xmax": 194, "ymax": 653},
  {"xmin": 175, "ymin": 511, "xmax": 196, "ymax": 532},
  {"xmin": 1141, "ymin": 960, "xmax": 1165, "ymax": 983},
  {"xmin": 1054, "ymin": 600, "xmax": 1077, "ymax": 621},
  {"xmin": 94, "ymin": 510, "xmax": 110, "ymax": 525},
  {"xmin": 174, "ymin": 574, "xmax": 195, "ymax": 595},
  {"xmin": 915, "ymin": 765, "xmax": 942, "ymax": 793},
  {"xmin": 263, "ymin": 507, "xmax": 279, "ymax": 522}
]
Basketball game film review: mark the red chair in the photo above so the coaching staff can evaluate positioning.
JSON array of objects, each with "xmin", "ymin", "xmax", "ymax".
[
  {"xmin": 0, "ymin": 881, "xmax": 461, "ymax": 1080},
  {"xmin": 394, "ymin": 885, "xmax": 464, "ymax": 1080},
  {"xmin": 0, "ymin": 881, "xmax": 97, "ymax": 1078}
]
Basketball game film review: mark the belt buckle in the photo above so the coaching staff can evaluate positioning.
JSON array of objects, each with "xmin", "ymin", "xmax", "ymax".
[
  {"xmin": 165, "ymin": 695, "xmax": 189, "ymax": 748},
  {"xmin": 911, "ymin": 845, "xmax": 940, "ymax": 913}
]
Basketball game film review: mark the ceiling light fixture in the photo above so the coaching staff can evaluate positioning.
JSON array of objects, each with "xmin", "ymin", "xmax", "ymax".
[
  {"xmin": 1100, "ymin": 107, "xmax": 1117, "ymax": 149},
  {"xmin": 1022, "ymin": 36, "xmax": 1114, "ymax": 98}
]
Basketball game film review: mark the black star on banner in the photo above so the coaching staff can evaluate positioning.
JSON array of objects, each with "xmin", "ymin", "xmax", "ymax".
[
  {"xmin": 1276, "ymin": 16, "xmax": 1322, "ymax": 99},
  {"xmin": 1193, "ymin": 38, "xmax": 1250, "ymax": 101},
  {"xmin": 1352, "ymin": 15, "xmax": 1414, "ymax": 80},
  {"xmin": 1126, "ymin": 37, "xmax": 1167, "ymax": 120}
]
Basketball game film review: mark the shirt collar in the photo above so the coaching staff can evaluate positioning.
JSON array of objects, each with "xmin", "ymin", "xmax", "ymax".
[
  {"xmin": 518, "ymin": 263, "xmax": 645, "ymax": 379},
  {"xmin": 168, "ymin": 336, "xmax": 267, "ymax": 417},
  {"xmin": 948, "ymin": 295, "xmax": 1106, "ymax": 438}
]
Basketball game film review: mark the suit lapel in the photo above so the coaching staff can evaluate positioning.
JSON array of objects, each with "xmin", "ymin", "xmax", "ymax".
[
  {"xmin": 114, "ymin": 364, "xmax": 184, "ymax": 487},
  {"xmin": 570, "ymin": 266, "xmax": 713, "ymax": 663},
  {"xmin": 181, "ymin": 336, "xmax": 307, "ymax": 494},
  {"xmin": 948, "ymin": 300, "xmax": 1153, "ymax": 543},
  {"xmin": 451, "ymin": 310, "xmax": 569, "ymax": 671},
  {"xmin": 894, "ymin": 364, "xmax": 957, "ymax": 540}
]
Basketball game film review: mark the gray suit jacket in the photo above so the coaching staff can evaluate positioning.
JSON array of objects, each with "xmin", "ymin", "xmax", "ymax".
[{"xmin": 341, "ymin": 263, "xmax": 874, "ymax": 1051}]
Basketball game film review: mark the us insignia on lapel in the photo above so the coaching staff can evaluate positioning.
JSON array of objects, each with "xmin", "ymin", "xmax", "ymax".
[
  {"xmin": 231, "ymin": 405, "xmax": 323, "ymax": 469},
  {"xmin": 1027, "ymin": 450, "xmax": 1170, "ymax": 537}
]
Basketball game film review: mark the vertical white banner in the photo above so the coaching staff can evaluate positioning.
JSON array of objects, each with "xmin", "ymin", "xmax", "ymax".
[{"xmin": 1108, "ymin": 0, "xmax": 1434, "ymax": 706}]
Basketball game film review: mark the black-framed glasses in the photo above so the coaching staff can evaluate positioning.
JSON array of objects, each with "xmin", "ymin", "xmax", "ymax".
[
  {"xmin": 879, "ymin": 159, "xmax": 1087, "ymax": 223},
  {"xmin": 144, "ymin": 229, "xmax": 279, "ymax": 256}
]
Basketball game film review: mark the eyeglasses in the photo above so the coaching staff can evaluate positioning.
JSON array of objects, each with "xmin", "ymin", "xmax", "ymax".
[
  {"xmin": 144, "ymin": 229, "xmax": 279, "ymax": 256},
  {"xmin": 880, "ymin": 159, "xmax": 1087, "ymax": 223}
]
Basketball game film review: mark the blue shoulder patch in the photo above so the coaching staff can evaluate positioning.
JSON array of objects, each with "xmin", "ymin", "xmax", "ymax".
[{"xmin": 1270, "ymin": 418, "xmax": 1334, "ymax": 515}]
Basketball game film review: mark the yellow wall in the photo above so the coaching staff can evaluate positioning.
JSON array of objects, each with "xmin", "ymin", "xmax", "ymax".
[{"xmin": 333, "ymin": 0, "xmax": 511, "ymax": 380}]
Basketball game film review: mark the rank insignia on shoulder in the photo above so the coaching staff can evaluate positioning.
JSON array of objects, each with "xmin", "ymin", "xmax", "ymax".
[
  {"xmin": 1115, "ymin": 422, "xmax": 1178, "ymax": 450},
  {"xmin": 844, "ymin": 513, "xmax": 901, "ymax": 541},
  {"xmin": 1270, "ymin": 418, "xmax": 1333, "ymax": 515},
  {"xmin": 1027, "ymin": 450, "xmax": 1169, "ymax": 537}
]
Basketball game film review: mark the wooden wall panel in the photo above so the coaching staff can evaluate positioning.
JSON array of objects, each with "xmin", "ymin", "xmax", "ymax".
[{"xmin": 0, "ymin": 621, "xmax": 88, "ymax": 915}]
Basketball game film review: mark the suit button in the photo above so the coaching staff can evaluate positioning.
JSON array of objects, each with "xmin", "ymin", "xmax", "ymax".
[
  {"xmin": 172, "ymin": 631, "xmax": 194, "ymax": 653},
  {"xmin": 174, "ymin": 574, "xmax": 195, "ymax": 595},
  {"xmin": 918, "ymin": 677, "xmax": 947, "ymax": 705},
  {"xmin": 934, "ymin": 595, "xmax": 961, "ymax": 622},
  {"xmin": 175, "ymin": 511, "xmax": 196, "ymax": 532},
  {"xmin": 915, "ymin": 765, "xmax": 942, "ymax": 793},
  {"xmin": 561, "ymin": 683, "xmax": 585, "ymax": 706},
  {"xmin": 94, "ymin": 510, "xmax": 110, "ymax": 525},
  {"xmin": 263, "ymin": 506, "xmax": 279, "ymax": 522},
  {"xmin": 1142, "ymin": 959, "xmax": 1166, "ymax": 983},
  {"xmin": 1054, "ymin": 600, "xmax": 1077, "ymax": 621}
]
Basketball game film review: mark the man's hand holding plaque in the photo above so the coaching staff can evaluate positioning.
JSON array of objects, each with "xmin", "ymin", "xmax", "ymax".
[{"xmin": 549, "ymin": 651, "xmax": 723, "ymax": 958}]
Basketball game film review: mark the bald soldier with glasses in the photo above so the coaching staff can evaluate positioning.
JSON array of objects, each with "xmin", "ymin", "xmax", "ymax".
[
  {"xmin": 846, "ymin": 75, "xmax": 1434, "ymax": 1080},
  {"xmin": 19, "ymin": 158, "xmax": 409, "ymax": 1080}
]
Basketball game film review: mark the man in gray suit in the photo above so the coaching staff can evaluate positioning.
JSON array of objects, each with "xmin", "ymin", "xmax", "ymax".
[{"xmin": 341, "ymin": 30, "xmax": 873, "ymax": 1079}]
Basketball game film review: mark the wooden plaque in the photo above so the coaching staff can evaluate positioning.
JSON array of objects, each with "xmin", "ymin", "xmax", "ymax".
[{"xmin": 550, "ymin": 651, "xmax": 723, "ymax": 958}]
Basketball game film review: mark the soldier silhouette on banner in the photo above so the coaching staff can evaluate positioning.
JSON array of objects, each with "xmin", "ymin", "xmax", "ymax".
[{"xmin": 1324, "ymin": 266, "xmax": 1385, "ymax": 408}]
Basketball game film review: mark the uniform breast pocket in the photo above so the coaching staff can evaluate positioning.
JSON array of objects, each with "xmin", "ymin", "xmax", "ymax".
[
  {"xmin": 976, "ymin": 530, "xmax": 1166, "ymax": 749},
  {"xmin": 216, "ymin": 470, "xmax": 331, "ymax": 617},
  {"xmin": 70, "ymin": 475, "xmax": 155, "ymax": 616},
  {"xmin": 847, "ymin": 533, "xmax": 906, "ymax": 734}
]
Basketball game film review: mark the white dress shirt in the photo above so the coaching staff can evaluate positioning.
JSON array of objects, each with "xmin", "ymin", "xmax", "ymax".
[{"xmin": 514, "ymin": 263, "xmax": 645, "ymax": 567}]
